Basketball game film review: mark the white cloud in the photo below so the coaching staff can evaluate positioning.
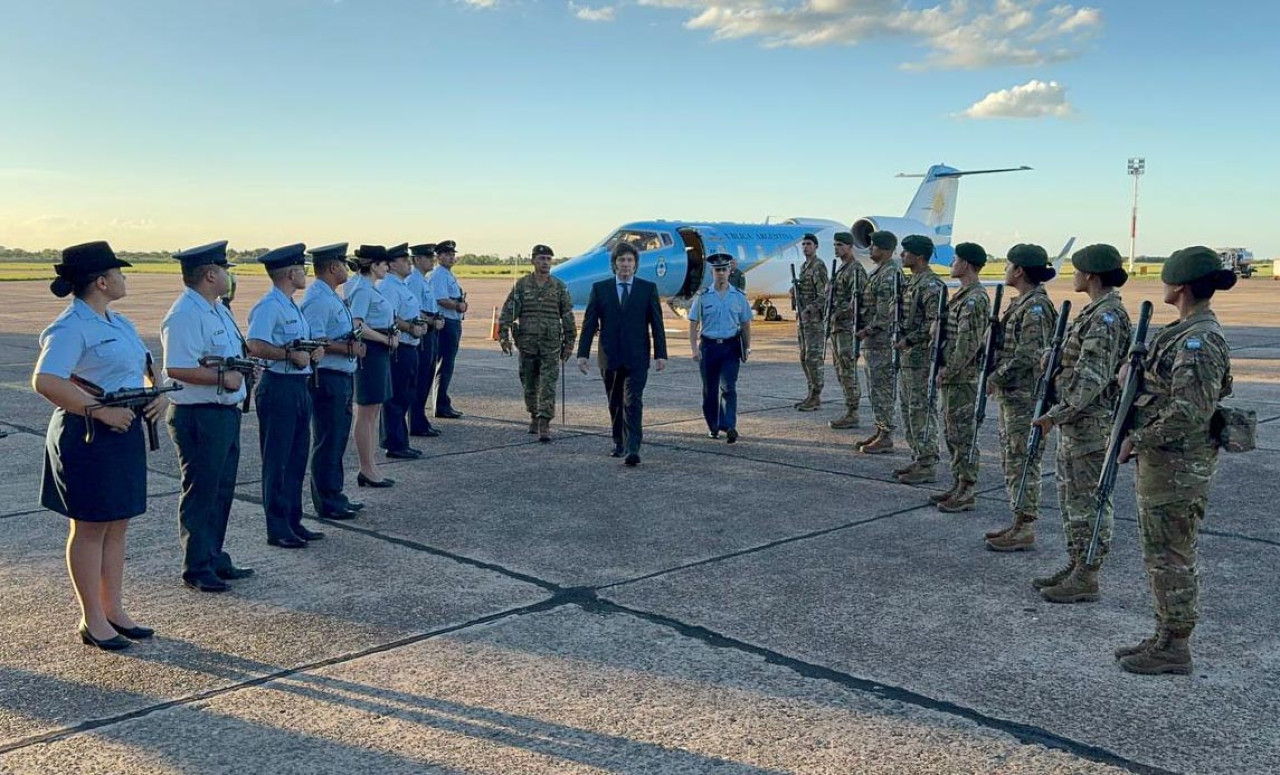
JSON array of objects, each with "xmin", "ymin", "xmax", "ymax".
[
  {"xmin": 570, "ymin": 2, "xmax": 617, "ymax": 21},
  {"xmin": 461, "ymin": 0, "xmax": 500, "ymax": 8},
  {"xmin": 622, "ymin": 0, "xmax": 1101, "ymax": 70},
  {"xmin": 959, "ymin": 79, "xmax": 1074, "ymax": 119},
  {"xmin": 108, "ymin": 218, "xmax": 158, "ymax": 231}
]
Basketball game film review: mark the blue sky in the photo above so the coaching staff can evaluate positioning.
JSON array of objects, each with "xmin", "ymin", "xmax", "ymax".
[{"xmin": 2, "ymin": 0, "xmax": 1277, "ymax": 259}]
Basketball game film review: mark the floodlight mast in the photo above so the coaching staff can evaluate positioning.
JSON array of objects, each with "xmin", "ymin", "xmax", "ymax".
[{"xmin": 1128, "ymin": 157, "xmax": 1146, "ymax": 273}]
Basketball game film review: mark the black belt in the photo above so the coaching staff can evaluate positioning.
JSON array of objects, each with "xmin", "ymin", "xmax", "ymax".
[
  {"xmin": 701, "ymin": 334, "xmax": 741, "ymax": 345},
  {"xmin": 173, "ymin": 402, "xmax": 240, "ymax": 411}
]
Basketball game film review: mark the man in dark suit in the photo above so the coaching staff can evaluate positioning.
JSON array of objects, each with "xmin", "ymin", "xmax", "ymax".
[{"xmin": 577, "ymin": 242, "xmax": 668, "ymax": 466}]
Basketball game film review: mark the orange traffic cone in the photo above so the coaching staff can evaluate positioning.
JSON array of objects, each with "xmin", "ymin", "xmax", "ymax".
[{"xmin": 488, "ymin": 306, "xmax": 500, "ymax": 341}]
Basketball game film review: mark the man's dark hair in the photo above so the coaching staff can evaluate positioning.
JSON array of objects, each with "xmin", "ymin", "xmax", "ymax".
[{"xmin": 611, "ymin": 242, "xmax": 639, "ymax": 268}]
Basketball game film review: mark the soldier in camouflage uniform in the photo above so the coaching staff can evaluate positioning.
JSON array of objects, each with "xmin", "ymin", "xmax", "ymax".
[
  {"xmin": 1114, "ymin": 246, "xmax": 1236, "ymax": 676},
  {"xmin": 933, "ymin": 242, "xmax": 990, "ymax": 512},
  {"xmin": 498, "ymin": 244, "xmax": 577, "ymax": 442},
  {"xmin": 985, "ymin": 244, "xmax": 1058, "ymax": 551},
  {"xmin": 855, "ymin": 230, "xmax": 903, "ymax": 454},
  {"xmin": 1029, "ymin": 244, "xmax": 1132, "ymax": 603},
  {"xmin": 893, "ymin": 235, "xmax": 947, "ymax": 484},
  {"xmin": 793, "ymin": 233, "xmax": 828, "ymax": 411},
  {"xmin": 728, "ymin": 258, "xmax": 746, "ymax": 292},
  {"xmin": 829, "ymin": 233, "xmax": 867, "ymax": 429}
]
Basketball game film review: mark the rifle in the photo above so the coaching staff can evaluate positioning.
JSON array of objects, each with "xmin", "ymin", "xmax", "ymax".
[
  {"xmin": 284, "ymin": 338, "xmax": 326, "ymax": 386},
  {"xmin": 199, "ymin": 355, "xmax": 267, "ymax": 413},
  {"xmin": 821, "ymin": 259, "xmax": 837, "ymax": 363},
  {"xmin": 1084, "ymin": 300, "xmax": 1154, "ymax": 565},
  {"xmin": 789, "ymin": 264, "xmax": 805, "ymax": 353},
  {"xmin": 70, "ymin": 375, "xmax": 183, "ymax": 451},
  {"xmin": 889, "ymin": 270, "xmax": 904, "ymax": 374},
  {"xmin": 1013, "ymin": 299, "xmax": 1072, "ymax": 513},
  {"xmin": 851, "ymin": 265, "xmax": 863, "ymax": 361},
  {"xmin": 966, "ymin": 284, "xmax": 1005, "ymax": 468},
  {"xmin": 454, "ymin": 290, "xmax": 467, "ymax": 321},
  {"xmin": 924, "ymin": 285, "xmax": 949, "ymax": 439}
]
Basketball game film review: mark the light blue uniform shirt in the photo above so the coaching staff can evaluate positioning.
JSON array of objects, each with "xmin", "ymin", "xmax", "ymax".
[
  {"xmin": 428, "ymin": 267, "xmax": 462, "ymax": 321},
  {"xmin": 344, "ymin": 273, "xmax": 394, "ymax": 330},
  {"xmin": 406, "ymin": 269, "xmax": 439, "ymax": 316},
  {"xmin": 377, "ymin": 273, "xmax": 421, "ymax": 346},
  {"xmin": 36, "ymin": 299, "xmax": 150, "ymax": 392},
  {"xmin": 301, "ymin": 280, "xmax": 358, "ymax": 375},
  {"xmin": 161, "ymin": 287, "xmax": 248, "ymax": 405},
  {"xmin": 247, "ymin": 286, "xmax": 314, "ymax": 375},
  {"xmin": 688, "ymin": 285, "xmax": 753, "ymax": 340}
]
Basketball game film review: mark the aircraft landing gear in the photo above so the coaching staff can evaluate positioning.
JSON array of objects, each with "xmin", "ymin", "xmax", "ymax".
[{"xmin": 753, "ymin": 298, "xmax": 781, "ymax": 322}]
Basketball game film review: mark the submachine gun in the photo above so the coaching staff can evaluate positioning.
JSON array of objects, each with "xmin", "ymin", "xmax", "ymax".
[
  {"xmin": 924, "ymin": 287, "xmax": 949, "ymax": 438},
  {"xmin": 966, "ymin": 284, "xmax": 1005, "ymax": 468},
  {"xmin": 1084, "ymin": 300, "xmax": 1154, "ymax": 565},
  {"xmin": 889, "ymin": 270, "xmax": 904, "ymax": 374},
  {"xmin": 198, "ymin": 355, "xmax": 268, "ymax": 413},
  {"xmin": 283, "ymin": 338, "xmax": 327, "ymax": 386},
  {"xmin": 70, "ymin": 375, "xmax": 183, "ymax": 451},
  {"xmin": 820, "ymin": 259, "xmax": 838, "ymax": 363},
  {"xmin": 1013, "ymin": 299, "xmax": 1072, "ymax": 513}
]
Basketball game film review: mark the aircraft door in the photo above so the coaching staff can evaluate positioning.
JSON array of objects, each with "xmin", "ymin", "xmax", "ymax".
[{"xmin": 676, "ymin": 227, "xmax": 706, "ymax": 297}]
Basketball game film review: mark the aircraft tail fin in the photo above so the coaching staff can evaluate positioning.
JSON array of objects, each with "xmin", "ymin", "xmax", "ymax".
[
  {"xmin": 1052, "ymin": 237, "xmax": 1076, "ymax": 274},
  {"xmin": 899, "ymin": 164, "xmax": 1032, "ymax": 244}
]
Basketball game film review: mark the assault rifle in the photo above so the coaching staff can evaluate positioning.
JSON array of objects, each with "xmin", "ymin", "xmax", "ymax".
[
  {"xmin": 198, "ymin": 355, "xmax": 267, "ymax": 413},
  {"xmin": 789, "ymin": 264, "xmax": 805, "ymax": 353},
  {"xmin": 1013, "ymin": 299, "xmax": 1072, "ymax": 513},
  {"xmin": 924, "ymin": 286, "xmax": 949, "ymax": 438},
  {"xmin": 1084, "ymin": 300, "xmax": 1154, "ymax": 565},
  {"xmin": 889, "ymin": 270, "xmax": 904, "ymax": 374},
  {"xmin": 70, "ymin": 375, "xmax": 183, "ymax": 451},
  {"xmin": 821, "ymin": 259, "xmax": 837, "ymax": 363},
  {"xmin": 851, "ymin": 266, "xmax": 863, "ymax": 361},
  {"xmin": 966, "ymin": 284, "xmax": 1005, "ymax": 468}
]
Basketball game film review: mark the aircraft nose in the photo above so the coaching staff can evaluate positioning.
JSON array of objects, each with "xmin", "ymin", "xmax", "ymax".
[{"xmin": 550, "ymin": 250, "xmax": 608, "ymax": 306}]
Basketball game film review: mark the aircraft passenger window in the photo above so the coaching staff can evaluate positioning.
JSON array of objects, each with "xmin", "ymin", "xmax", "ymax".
[{"xmin": 604, "ymin": 230, "xmax": 662, "ymax": 252}]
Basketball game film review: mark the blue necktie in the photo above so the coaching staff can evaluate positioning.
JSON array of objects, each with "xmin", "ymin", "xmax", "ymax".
[{"xmin": 621, "ymin": 282, "xmax": 631, "ymax": 306}]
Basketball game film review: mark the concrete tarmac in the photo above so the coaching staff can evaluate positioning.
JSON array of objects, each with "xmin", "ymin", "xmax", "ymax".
[{"xmin": 1, "ymin": 274, "xmax": 1278, "ymax": 774}]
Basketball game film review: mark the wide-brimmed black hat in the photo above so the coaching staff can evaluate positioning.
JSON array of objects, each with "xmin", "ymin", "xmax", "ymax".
[{"xmin": 55, "ymin": 241, "xmax": 132, "ymax": 280}]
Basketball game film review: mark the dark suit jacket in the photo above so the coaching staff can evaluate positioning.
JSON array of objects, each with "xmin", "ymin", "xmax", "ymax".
[{"xmin": 576, "ymin": 277, "xmax": 668, "ymax": 371}]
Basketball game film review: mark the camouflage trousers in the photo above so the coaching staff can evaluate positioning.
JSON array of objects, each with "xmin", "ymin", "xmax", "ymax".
[
  {"xmin": 829, "ymin": 328, "xmax": 861, "ymax": 409},
  {"xmin": 1055, "ymin": 433, "xmax": 1112, "ymax": 563},
  {"xmin": 518, "ymin": 347, "xmax": 562, "ymax": 420},
  {"xmin": 863, "ymin": 343, "xmax": 896, "ymax": 432},
  {"xmin": 996, "ymin": 391, "xmax": 1042, "ymax": 519},
  {"xmin": 1135, "ymin": 452, "xmax": 1214, "ymax": 633},
  {"xmin": 897, "ymin": 366, "xmax": 939, "ymax": 466},
  {"xmin": 941, "ymin": 381, "xmax": 978, "ymax": 483},
  {"xmin": 798, "ymin": 322, "xmax": 825, "ymax": 394}
]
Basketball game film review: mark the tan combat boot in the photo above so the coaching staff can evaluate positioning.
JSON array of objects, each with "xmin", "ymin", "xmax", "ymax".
[
  {"xmin": 855, "ymin": 430, "xmax": 881, "ymax": 449},
  {"xmin": 929, "ymin": 478, "xmax": 962, "ymax": 505},
  {"xmin": 1031, "ymin": 558, "xmax": 1076, "ymax": 590},
  {"xmin": 1114, "ymin": 633, "xmax": 1160, "ymax": 660},
  {"xmin": 893, "ymin": 461, "xmax": 917, "ymax": 477},
  {"xmin": 1040, "ymin": 563, "xmax": 1100, "ymax": 603},
  {"xmin": 860, "ymin": 431, "xmax": 894, "ymax": 454},
  {"xmin": 1118, "ymin": 629, "xmax": 1192, "ymax": 675},
  {"xmin": 527, "ymin": 415, "xmax": 538, "ymax": 435},
  {"xmin": 986, "ymin": 514, "xmax": 1035, "ymax": 552},
  {"xmin": 537, "ymin": 417, "xmax": 551, "ymax": 443},
  {"xmin": 937, "ymin": 480, "xmax": 977, "ymax": 512},
  {"xmin": 898, "ymin": 465, "xmax": 937, "ymax": 484},
  {"xmin": 796, "ymin": 391, "xmax": 822, "ymax": 412},
  {"xmin": 829, "ymin": 408, "xmax": 860, "ymax": 429},
  {"xmin": 984, "ymin": 517, "xmax": 1016, "ymax": 540}
]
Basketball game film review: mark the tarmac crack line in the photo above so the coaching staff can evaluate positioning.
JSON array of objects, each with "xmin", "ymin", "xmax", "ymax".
[
  {"xmin": 0, "ymin": 592, "xmax": 580, "ymax": 757},
  {"xmin": 584, "ymin": 596, "xmax": 1180, "ymax": 775}
]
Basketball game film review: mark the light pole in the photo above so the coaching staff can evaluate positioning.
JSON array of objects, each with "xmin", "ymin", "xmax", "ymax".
[{"xmin": 1127, "ymin": 157, "xmax": 1145, "ymax": 273}]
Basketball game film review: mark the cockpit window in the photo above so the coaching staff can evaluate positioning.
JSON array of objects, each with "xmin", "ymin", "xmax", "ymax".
[{"xmin": 600, "ymin": 230, "xmax": 665, "ymax": 253}]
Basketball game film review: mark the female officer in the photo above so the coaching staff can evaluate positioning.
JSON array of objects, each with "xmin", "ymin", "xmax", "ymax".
[
  {"xmin": 344, "ymin": 245, "xmax": 397, "ymax": 487},
  {"xmin": 1115, "ymin": 246, "xmax": 1237, "ymax": 675},
  {"xmin": 33, "ymin": 241, "xmax": 168, "ymax": 650}
]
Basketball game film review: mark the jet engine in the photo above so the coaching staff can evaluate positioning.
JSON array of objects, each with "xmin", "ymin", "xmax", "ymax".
[{"xmin": 850, "ymin": 216, "xmax": 932, "ymax": 252}]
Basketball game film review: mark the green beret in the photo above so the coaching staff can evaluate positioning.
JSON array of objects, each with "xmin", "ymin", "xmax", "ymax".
[
  {"xmin": 834, "ymin": 232, "xmax": 854, "ymax": 246},
  {"xmin": 900, "ymin": 234, "xmax": 934, "ymax": 259},
  {"xmin": 954, "ymin": 242, "xmax": 987, "ymax": 268},
  {"xmin": 1071, "ymin": 243, "xmax": 1123, "ymax": 274},
  {"xmin": 1162, "ymin": 245, "xmax": 1223, "ymax": 284},
  {"xmin": 1007, "ymin": 243, "xmax": 1049, "ymax": 267},
  {"xmin": 870, "ymin": 230, "xmax": 897, "ymax": 250}
]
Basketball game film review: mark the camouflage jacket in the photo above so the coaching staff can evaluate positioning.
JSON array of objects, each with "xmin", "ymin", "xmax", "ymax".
[
  {"xmin": 941, "ymin": 282, "xmax": 990, "ymax": 384},
  {"xmin": 900, "ymin": 269, "xmax": 946, "ymax": 369},
  {"xmin": 860, "ymin": 259, "xmax": 905, "ymax": 347},
  {"xmin": 989, "ymin": 284, "xmax": 1056, "ymax": 395},
  {"xmin": 729, "ymin": 267, "xmax": 746, "ymax": 292},
  {"xmin": 793, "ymin": 256, "xmax": 828, "ymax": 324},
  {"xmin": 830, "ymin": 259, "xmax": 868, "ymax": 333},
  {"xmin": 1045, "ymin": 290, "xmax": 1132, "ymax": 442},
  {"xmin": 1131, "ymin": 305, "xmax": 1231, "ymax": 455},
  {"xmin": 498, "ymin": 274, "xmax": 577, "ymax": 355}
]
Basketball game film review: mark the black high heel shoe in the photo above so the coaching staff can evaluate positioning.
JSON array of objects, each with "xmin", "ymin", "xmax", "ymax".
[
  {"xmin": 109, "ymin": 620, "xmax": 155, "ymax": 640},
  {"xmin": 79, "ymin": 624, "xmax": 131, "ymax": 651},
  {"xmin": 357, "ymin": 472, "xmax": 394, "ymax": 488}
]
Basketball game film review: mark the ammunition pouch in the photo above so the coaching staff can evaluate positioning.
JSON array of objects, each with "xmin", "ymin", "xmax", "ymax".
[{"xmin": 1210, "ymin": 404, "xmax": 1256, "ymax": 453}]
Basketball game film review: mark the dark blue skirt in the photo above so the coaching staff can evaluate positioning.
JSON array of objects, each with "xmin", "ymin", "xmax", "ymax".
[
  {"xmin": 41, "ymin": 409, "xmax": 147, "ymax": 522},
  {"xmin": 355, "ymin": 341, "xmax": 392, "ymax": 406}
]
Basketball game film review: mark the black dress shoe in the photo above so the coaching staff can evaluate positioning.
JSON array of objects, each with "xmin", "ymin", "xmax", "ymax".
[
  {"xmin": 386, "ymin": 448, "xmax": 423, "ymax": 460},
  {"xmin": 109, "ymin": 620, "xmax": 155, "ymax": 640},
  {"xmin": 435, "ymin": 408, "xmax": 463, "ymax": 419},
  {"xmin": 296, "ymin": 526, "xmax": 325, "ymax": 541},
  {"xmin": 357, "ymin": 472, "xmax": 395, "ymax": 488},
  {"xmin": 624, "ymin": 452, "xmax": 641, "ymax": 467},
  {"xmin": 183, "ymin": 575, "xmax": 230, "ymax": 593},
  {"xmin": 215, "ymin": 565, "xmax": 255, "ymax": 581},
  {"xmin": 726, "ymin": 428, "xmax": 739, "ymax": 444},
  {"xmin": 79, "ymin": 624, "xmax": 131, "ymax": 651},
  {"xmin": 707, "ymin": 430, "xmax": 720, "ymax": 439},
  {"xmin": 322, "ymin": 507, "xmax": 358, "ymax": 521},
  {"xmin": 343, "ymin": 500, "xmax": 365, "ymax": 511},
  {"xmin": 610, "ymin": 447, "xmax": 624, "ymax": 458},
  {"xmin": 267, "ymin": 536, "xmax": 307, "ymax": 549},
  {"xmin": 411, "ymin": 427, "xmax": 440, "ymax": 438}
]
